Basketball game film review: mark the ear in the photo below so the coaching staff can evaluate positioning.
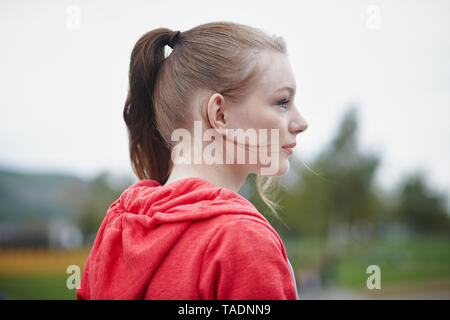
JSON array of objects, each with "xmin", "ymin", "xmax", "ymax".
[{"xmin": 206, "ymin": 93, "xmax": 230, "ymax": 134}]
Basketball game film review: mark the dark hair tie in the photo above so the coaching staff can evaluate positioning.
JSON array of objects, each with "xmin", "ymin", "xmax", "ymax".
[{"xmin": 168, "ymin": 30, "xmax": 181, "ymax": 49}]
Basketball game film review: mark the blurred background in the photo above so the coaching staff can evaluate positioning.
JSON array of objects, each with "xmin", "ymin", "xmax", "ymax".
[{"xmin": 1, "ymin": 0, "xmax": 449, "ymax": 299}]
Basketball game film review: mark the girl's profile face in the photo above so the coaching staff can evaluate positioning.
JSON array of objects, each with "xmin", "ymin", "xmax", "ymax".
[{"xmin": 223, "ymin": 51, "xmax": 309, "ymax": 176}]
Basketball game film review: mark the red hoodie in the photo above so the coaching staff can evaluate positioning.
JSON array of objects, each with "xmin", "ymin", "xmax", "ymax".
[{"xmin": 76, "ymin": 177, "xmax": 298, "ymax": 300}]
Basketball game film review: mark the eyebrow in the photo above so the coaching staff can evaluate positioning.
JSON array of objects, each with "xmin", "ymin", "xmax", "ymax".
[{"xmin": 274, "ymin": 86, "xmax": 296, "ymax": 95}]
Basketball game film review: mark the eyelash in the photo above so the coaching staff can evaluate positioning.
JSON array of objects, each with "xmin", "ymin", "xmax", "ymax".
[{"xmin": 277, "ymin": 99, "xmax": 289, "ymax": 110}]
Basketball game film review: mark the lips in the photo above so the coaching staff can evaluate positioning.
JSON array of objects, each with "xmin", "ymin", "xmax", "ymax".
[
  {"xmin": 282, "ymin": 142, "xmax": 296, "ymax": 149},
  {"xmin": 282, "ymin": 142, "xmax": 296, "ymax": 155}
]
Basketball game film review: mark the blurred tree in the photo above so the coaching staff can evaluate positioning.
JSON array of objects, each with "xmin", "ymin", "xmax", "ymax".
[
  {"xmin": 274, "ymin": 106, "xmax": 383, "ymax": 238},
  {"xmin": 252, "ymin": 105, "xmax": 385, "ymax": 286},
  {"xmin": 395, "ymin": 171, "xmax": 450, "ymax": 235},
  {"xmin": 75, "ymin": 171, "xmax": 124, "ymax": 245}
]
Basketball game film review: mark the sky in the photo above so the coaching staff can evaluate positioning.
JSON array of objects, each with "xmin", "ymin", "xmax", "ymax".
[{"xmin": 1, "ymin": 0, "xmax": 449, "ymax": 206}]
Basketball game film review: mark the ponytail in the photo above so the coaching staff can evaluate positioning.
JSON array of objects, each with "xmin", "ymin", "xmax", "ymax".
[
  {"xmin": 123, "ymin": 22, "xmax": 290, "ymax": 224},
  {"xmin": 123, "ymin": 28, "xmax": 174, "ymax": 184}
]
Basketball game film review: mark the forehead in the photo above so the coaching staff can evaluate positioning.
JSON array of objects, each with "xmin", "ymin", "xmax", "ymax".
[{"xmin": 254, "ymin": 51, "xmax": 296, "ymax": 93}]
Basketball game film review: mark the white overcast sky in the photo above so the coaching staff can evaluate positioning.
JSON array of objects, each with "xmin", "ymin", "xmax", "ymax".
[{"xmin": 1, "ymin": 0, "xmax": 449, "ymax": 206}]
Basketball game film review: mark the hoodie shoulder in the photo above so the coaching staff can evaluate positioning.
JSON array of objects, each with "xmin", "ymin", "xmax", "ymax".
[{"xmin": 198, "ymin": 217, "xmax": 296, "ymax": 300}]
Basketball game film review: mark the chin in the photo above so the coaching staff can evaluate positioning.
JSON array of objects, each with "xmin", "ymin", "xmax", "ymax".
[
  {"xmin": 276, "ymin": 159, "xmax": 290, "ymax": 176},
  {"xmin": 254, "ymin": 158, "xmax": 290, "ymax": 176}
]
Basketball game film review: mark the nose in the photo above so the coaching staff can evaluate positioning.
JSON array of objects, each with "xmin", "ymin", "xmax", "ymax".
[{"xmin": 289, "ymin": 109, "xmax": 308, "ymax": 135}]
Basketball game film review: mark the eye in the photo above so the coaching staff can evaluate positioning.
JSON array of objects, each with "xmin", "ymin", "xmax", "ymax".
[{"xmin": 277, "ymin": 99, "xmax": 289, "ymax": 110}]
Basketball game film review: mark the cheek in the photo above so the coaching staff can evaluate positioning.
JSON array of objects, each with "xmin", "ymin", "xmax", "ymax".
[
  {"xmin": 232, "ymin": 100, "xmax": 271, "ymax": 127},
  {"xmin": 254, "ymin": 110, "xmax": 285, "ymax": 136},
  {"xmin": 231, "ymin": 103, "xmax": 285, "ymax": 143},
  {"xmin": 246, "ymin": 107, "xmax": 283, "ymax": 130}
]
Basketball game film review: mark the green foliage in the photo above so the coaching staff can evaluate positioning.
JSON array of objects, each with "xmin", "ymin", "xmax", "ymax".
[
  {"xmin": 0, "ymin": 169, "xmax": 85, "ymax": 224},
  {"xmin": 75, "ymin": 171, "xmax": 129, "ymax": 244},
  {"xmin": 268, "ymin": 106, "xmax": 384, "ymax": 240},
  {"xmin": 0, "ymin": 275, "xmax": 76, "ymax": 300},
  {"xmin": 248, "ymin": 105, "xmax": 450, "ymax": 241},
  {"xmin": 246, "ymin": 104, "xmax": 450, "ymax": 289},
  {"xmin": 334, "ymin": 235, "xmax": 450, "ymax": 288},
  {"xmin": 394, "ymin": 171, "xmax": 450, "ymax": 234}
]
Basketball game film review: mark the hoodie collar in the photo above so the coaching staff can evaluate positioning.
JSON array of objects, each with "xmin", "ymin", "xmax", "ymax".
[{"xmin": 108, "ymin": 176, "xmax": 269, "ymax": 227}]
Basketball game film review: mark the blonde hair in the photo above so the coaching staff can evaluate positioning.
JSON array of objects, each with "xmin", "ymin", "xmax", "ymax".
[{"xmin": 123, "ymin": 21, "xmax": 288, "ymax": 223}]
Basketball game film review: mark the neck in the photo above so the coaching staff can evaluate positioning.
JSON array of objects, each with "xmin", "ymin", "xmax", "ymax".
[{"xmin": 163, "ymin": 163, "xmax": 249, "ymax": 193}]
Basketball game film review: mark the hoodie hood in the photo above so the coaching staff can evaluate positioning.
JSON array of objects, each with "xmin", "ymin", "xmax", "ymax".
[{"xmin": 76, "ymin": 177, "xmax": 272, "ymax": 299}]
